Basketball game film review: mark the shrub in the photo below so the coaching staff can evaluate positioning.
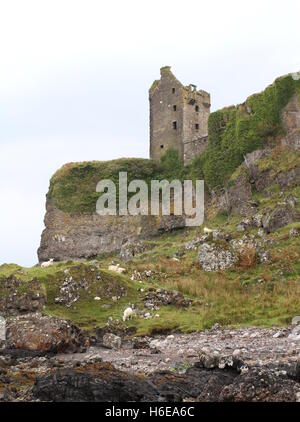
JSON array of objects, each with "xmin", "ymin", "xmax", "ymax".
[{"xmin": 237, "ymin": 246, "xmax": 257, "ymax": 270}]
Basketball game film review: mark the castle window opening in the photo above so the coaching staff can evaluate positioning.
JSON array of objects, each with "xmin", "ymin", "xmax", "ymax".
[
  {"xmin": 172, "ymin": 88, "xmax": 175, "ymax": 94},
  {"xmin": 195, "ymin": 105, "xmax": 199, "ymax": 112},
  {"xmin": 160, "ymin": 144, "xmax": 164, "ymax": 149},
  {"xmin": 195, "ymin": 123, "xmax": 199, "ymax": 130},
  {"xmin": 173, "ymin": 121, "xmax": 177, "ymax": 130},
  {"xmin": 173, "ymin": 105, "xmax": 177, "ymax": 111}
]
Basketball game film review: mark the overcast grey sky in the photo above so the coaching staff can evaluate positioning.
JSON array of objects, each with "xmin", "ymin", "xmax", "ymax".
[{"xmin": 0, "ymin": 0, "xmax": 299, "ymax": 266}]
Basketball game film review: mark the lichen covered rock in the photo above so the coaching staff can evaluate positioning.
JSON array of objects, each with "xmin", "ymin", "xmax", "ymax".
[
  {"xmin": 0, "ymin": 276, "xmax": 46, "ymax": 317},
  {"xmin": 6, "ymin": 314, "xmax": 89, "ymax": 353},
  {"xmin": 198, "ymin": 243, "xmax": 238, "ymax": 272}
]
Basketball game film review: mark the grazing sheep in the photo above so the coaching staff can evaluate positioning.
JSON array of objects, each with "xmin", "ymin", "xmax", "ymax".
[
  {"xmin": 203, "ymin": 227, "xmax": 213, "ymax": 235},
  {"xmin": 108, "ymin": 264, "xmax": 126, "ymax": 274},
  {"xmin": 41, "ymin": 258, "xmax": 54, "ymax": 268},
  {"xmin": 123, "ymin": 307, "xmax": 134, "ymax": 322}
]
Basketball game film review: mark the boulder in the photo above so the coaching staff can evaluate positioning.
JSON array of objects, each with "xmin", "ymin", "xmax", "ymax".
[
  {"xmin": 131, "ymin": 336, "xmax": 150, "ymax": 349},
  {"xmin": 198, "ymin": 349, "xmax": 221, "ymax": 369},
  {"xmin": 262, "ymin": 204, "xmax": 300, "ymax": 233},
  {"xmin": 103, "ymin": 333, "xmax": 122, "ymax": 349},
  {"xmin": 5, "ymin": 314, "xmax": 89, "ymax": 353}
]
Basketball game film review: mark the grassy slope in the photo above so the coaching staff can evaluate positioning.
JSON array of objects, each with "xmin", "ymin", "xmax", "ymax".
[{"xmin": 1, "ymin": 211, "xmax": 299, "ymax": 335}]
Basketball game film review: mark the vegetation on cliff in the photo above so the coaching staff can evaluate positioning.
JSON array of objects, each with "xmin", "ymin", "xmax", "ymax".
[
  {"xmin": 190, "ymin": 75, "xmax": 300, "ymax": 189},
  {"xmin": 48, "ymin": 152, "xmax": 186, "ymax": 215}
]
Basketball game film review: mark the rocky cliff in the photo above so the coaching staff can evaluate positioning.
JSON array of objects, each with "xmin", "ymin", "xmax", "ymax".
[{"xmin": 38, "ymin": 159, "xmax": 185, "ymax": 262}]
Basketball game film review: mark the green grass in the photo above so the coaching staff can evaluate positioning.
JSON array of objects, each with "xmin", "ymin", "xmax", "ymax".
[
  {"xmin": 48, "ymin": 150, "xmax": 186, "ymax": 215},
  {"xmin": 1, "ymin": 216, "xmax": 299, "ymax": 334},
  {"xmin": 257, "ymin": 145, "xmax": 300, "ymax": 175}
]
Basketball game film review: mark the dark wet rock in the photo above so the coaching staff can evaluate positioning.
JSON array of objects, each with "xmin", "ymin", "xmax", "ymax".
[
  {"xmin": 32, "ymin": 362, "xmax": 160, "ymax": 402},
  {"xmin": 31, "ymin": 359, "xmax": 299, "ymax": 402},
  {"xmin": 6, "ymin": 314, "xmax": 89, "ymax": 353},
  {"xmin": 218, "ymin": 366, "xmax": 298, "ymax": 402}
]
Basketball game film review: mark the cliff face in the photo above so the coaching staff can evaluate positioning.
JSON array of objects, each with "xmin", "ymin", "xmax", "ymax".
[
  {"xmin": 210, "ymin": 91, "xmax": 300, "ymax": 218},
  {"xmin": 38, "ymin": 199, "xmax": 185, "ymax": 262},
  {"xmin": 38, "ymin": 158, "xmax": 186, "ymax": 262}
]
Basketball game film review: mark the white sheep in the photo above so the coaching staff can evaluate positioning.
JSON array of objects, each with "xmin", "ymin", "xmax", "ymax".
[
  {"xmin": 123, "ymin": 307, "xmax": 134, "ymax": 322},
  {"xmin": 108, "ymin": 264, "xmax": 126, "ymax": 274},
  {"xmin": 41, "ymin": 258, "xmax": 54, "ymax": 268},
  {"xmin": 203, "ymin": 227, "xmax": 213, "ymax": 235}
]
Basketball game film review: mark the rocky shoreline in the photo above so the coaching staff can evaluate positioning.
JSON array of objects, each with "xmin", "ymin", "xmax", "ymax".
[{"xmin": 0, "ymin": 324, "xmax": 299, "ymax": 402}]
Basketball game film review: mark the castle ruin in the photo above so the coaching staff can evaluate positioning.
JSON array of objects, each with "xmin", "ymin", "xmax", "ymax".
[{"xmin": 149, "ymin": 66, "xmax": 211, "ymax": 165}]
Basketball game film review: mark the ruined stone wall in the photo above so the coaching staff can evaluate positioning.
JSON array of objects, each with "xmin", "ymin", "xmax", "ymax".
[
  {"xmin": 183, "ymin": 136, "xmax": 209, "ymax": 165},
  {"xmin": 149, "ymin": 67, "xmax": 210, "ymax": 164},
  {"xmin": 149, "ymin": 67, "xmax": 184, "ymax": 161},
  {"xmin": 182, "ymin": 91, "xmax": 210, "ymax": 147}
]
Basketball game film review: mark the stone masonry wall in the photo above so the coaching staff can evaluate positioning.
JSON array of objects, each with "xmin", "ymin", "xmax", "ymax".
[
  {"xmin": 183, "ymin": 136, "xmax": 209, "ymax": 165},
  {"xmin": 149, "ymin": 67, "xmax": 184, "ymax": 161},
  {"xmin": 149, "ymin": 67, "xmax": 210, "ymax": 163}
]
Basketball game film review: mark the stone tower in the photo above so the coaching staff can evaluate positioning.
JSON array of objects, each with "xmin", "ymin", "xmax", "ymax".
[{"xmin": 149, "ymin": 66, "xmax": 211, "ymax": 165}]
